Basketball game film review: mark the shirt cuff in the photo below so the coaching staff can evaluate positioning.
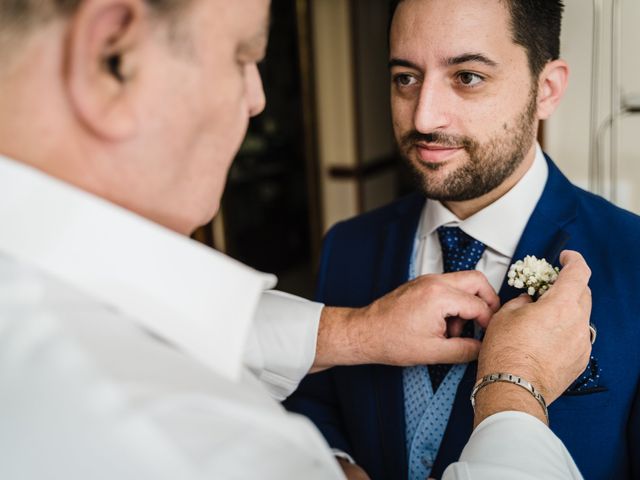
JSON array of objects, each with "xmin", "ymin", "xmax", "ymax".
[
  {"xmin": 244, "ymin": 290, "xmax": 323, "ymax": 401},
  {"xmin": 443, "ymin": 411, "xmax": 583, "ymax": 480},
  {"xmin": 331, "ymin": 449, "xmax": 356, "ymax": 465}
]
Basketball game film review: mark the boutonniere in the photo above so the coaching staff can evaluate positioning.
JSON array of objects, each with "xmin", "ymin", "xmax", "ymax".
[
  {"xmin": 507, "ymin": 255, "xmax": 560, "ymax": 297},
  {"xmin": 509, "ymin": 255, "xmax": 602, "ymax": 393}
]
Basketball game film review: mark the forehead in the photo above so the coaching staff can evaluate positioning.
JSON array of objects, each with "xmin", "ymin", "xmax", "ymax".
[{"xmin": 390, "ymin": 0, "xmax": 521, "ymax": 65}]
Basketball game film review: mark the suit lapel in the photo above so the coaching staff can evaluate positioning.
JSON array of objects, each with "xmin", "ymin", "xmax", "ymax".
[
  {"xmin": 431, "ymin": 156, "xmax": 579, "ymax": 477},
  {"xmin": 372, "ymin": 193, "xmax": 424, "ymax": 480},
  {"xmin": 497, "ymin": 157, "xmax": 578, "ymax": 304}
]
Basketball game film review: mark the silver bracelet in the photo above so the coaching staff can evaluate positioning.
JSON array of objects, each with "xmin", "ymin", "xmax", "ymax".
[{"xmin": 470, "ymin": 372, "xmax": 549, "ymax": 425}]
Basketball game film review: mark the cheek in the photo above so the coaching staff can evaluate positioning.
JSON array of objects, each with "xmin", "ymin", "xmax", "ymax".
[
  {"xmin": 189, "ymin": 86, "xmax": 250, "ymax": 194},
  {"xmin": 210, "ymin": 94, "xmax": 249, "ymax": 160},
  {"xmin": 185, "ymin": 67, "xmax": 248, "ymax": 156},
  {"xmin": 452, "ymin": 98, "xmax": 504, "ymax": 138},
  {"xmin": 391, "ymin": 97, "xmax": 414, "ymax": 132},
  {"xmin": 208, "ymin": 66, "xmax": 249, "ymax": 140}
]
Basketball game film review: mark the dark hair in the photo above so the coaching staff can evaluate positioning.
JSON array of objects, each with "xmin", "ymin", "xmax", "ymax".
[{"xmin": 389, "ymin": 0, "xmax": 564, "ymax": 77}]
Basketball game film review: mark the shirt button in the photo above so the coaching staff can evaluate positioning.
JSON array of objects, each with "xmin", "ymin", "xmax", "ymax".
[{"xmin": 421, "ymin": 455, "xmax": 434, "ymax": 468}]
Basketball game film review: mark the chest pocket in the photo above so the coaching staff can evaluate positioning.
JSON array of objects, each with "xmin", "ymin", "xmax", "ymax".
[{"xmin": 552, "ymin": 387, "xmax": 610, "ymax": 412}]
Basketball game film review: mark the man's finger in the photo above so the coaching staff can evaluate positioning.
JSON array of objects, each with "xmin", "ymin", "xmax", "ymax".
[
  {"xmin": 579, "ymin": 287, "xmax": 592, "ymax": 322},
  {"xmin": 441, "ymin": 290, "xmax": 494, "ymax": 328},
  {"xmin": 548, "ymin": 250, "xmax": 591, "ymax": 298},
  {"xmin": 434, "ymin": 337, "xmax": 482, "ymax": 364},
  {"xmin": 437, "ymin": 271, "xmax": 500, "ymax": 312},
  {"xmin": 447, "ymin": 317, "xmax": 468, "ymax": 338},
  {"xmin": 498, "ymin": 294, "xmax": 533, "ymax": 314}
]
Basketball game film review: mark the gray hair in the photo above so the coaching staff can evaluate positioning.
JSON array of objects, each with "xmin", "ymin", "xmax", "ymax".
[{"xmin": 0, "ymin": 0, "xmax": 189, "ymax": 61}]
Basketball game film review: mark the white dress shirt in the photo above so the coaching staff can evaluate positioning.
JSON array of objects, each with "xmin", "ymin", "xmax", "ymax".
[
  {"xmin": 416, "ymin": 143, "xmax": 549, "ymax": 291},
  {"xmin": 0, "ymin": 154, "xmax": 342, "ymax": 479},
  {"xmin": 0, "ymin": 154, "xmax": 582, "ymax": 479},
  {"xmin": 444, "ymin": 412, "xmax": 583, "ymax": 479},
  {"xmin": 246, "ymin": 289, "xmax": 323, "ymax": 400}
]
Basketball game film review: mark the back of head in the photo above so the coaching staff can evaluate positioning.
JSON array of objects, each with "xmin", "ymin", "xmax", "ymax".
[{"xmin": 0, "ymin": 0, "xmax": 270, "ymax": 235}]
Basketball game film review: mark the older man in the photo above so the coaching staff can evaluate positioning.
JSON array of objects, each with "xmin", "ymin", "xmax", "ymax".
[{"xmin": 0, "ymin": 0, "xmax": 591, "ymax": 479}]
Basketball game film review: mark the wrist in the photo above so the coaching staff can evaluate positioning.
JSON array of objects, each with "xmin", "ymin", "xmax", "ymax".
[
  {"xmin": 313, "ymin": 306, "xmax": 367, "ymax": 371},
  {"xmin": 478, "ymin": 357, "xmax": 547, "ymax": 399},
  {"xmin": 472, "ymin": 380, "xmax": 548, "ymax": 428}
]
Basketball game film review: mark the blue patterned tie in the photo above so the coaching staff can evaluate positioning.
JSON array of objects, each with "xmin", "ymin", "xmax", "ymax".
[{"xmin": 428, "ymin": 226, "xmax": 486, "ymax": 391}]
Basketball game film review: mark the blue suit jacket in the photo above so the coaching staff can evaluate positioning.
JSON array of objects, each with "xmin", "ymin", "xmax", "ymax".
[{"xmin": 285, "ymin": 157, "xmax": 640, "ymax": 479}]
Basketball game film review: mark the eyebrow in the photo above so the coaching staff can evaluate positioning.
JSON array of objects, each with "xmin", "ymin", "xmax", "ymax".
[
  {"xmin": 388, "ymin": 53, "xmax": 499, "ymax": 70},
  {"xmin": 239, "ymin": 15, "xmax": 271, "ymax": 56},
  {"xmin": 446, "ymin": 53, "xmax": 498, "ymax": 67},
  {"xmin": 388, "ymin": 58, "xmax": 420, "ymax": 70}
]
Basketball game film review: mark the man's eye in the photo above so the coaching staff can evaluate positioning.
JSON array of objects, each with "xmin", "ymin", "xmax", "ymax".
[
  {"xmin": 457, "ymin": 72, "xmax": 484, "ymax": 87},
  {"xmin": 393, "ymin": 74, "xmax": 418, "ymax": 88}
]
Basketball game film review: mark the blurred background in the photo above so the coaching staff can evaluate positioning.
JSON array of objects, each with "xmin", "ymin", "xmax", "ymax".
[{"xmin": 193, "ymin": 0, "xmax": 640, "ymax": 299}]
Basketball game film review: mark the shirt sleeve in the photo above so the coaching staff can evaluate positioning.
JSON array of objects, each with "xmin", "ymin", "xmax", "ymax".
[
  {"xmin": 0, "ymin": 292, "xmax": 345, "ymax": 480},
  {"xmin": 442, "ymin": 412, "xmax": 584, "ymax": 480},
  {"xmin": 244, "ymin": 290, "xmax": 324, "ymax": 401}
]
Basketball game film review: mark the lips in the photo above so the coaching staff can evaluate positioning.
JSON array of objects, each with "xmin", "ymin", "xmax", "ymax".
[{"xmin": 415, "ymin": 143, "xmax": 464, "ymax": 164}]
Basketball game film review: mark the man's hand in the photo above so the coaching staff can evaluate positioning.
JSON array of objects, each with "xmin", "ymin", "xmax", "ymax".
[
  {"xmin": 474, "ymin": 250, "xmax": 592, "ymax": 426},
  {"xmin": 312, "ymin": 271, "xmax": 499, "ymax": 372}
]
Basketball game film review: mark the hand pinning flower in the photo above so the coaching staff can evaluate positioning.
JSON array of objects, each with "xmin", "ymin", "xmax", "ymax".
[{"xmin": 507, "ymin": 255, "xmax": 560, "ymax": 297}]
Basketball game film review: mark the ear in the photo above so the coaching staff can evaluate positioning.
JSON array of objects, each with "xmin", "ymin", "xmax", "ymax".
[
  {"xmin": 65, "ymin": 0, "xmax": 147, "ymax": 141},
  {"xmin": 536, "ymin": 59, "xmax": 569, "ymax": 121}
]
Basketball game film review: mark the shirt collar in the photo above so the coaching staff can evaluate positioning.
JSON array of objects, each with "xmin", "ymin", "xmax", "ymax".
[
  {"xmin": 0, "ymin": 155, "xmax": 276, "ymax": 382},
  {"xmin": 419, "ymin": 143, "xmax": 549, "ymax": 258}
]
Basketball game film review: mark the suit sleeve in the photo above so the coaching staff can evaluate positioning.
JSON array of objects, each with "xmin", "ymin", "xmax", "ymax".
[{"xmin": 284, "ymin": 224, "xmax": 355, "ymax": 456}]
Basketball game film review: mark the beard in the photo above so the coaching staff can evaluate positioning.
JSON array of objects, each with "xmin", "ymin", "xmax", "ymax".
[{"xmin": 398, "ymin": 87, "xmax": 538, "ymax": 202}]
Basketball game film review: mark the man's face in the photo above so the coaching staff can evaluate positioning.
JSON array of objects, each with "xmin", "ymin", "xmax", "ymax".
[
  {"xmin": 135, "ymin": 0, "xmax": 269, "ymax": 231},
  {"xmin": 390, "ymin": 0, "xmax": 539, "ymax": 202}
]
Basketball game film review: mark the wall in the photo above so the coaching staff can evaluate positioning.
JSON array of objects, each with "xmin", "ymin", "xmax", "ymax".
[
  {"xmin": 311, "ymin": 0, "xmax": 398, "ymax": 232},
  {"xmin": 311, "ymin": 0, "xmax": 360, "ymax": 231},
  {"xmin": 545, "ymin": 0, "xmax": 640, "ymax": 213}
]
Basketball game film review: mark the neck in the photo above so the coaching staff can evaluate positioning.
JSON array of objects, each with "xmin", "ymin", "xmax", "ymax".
[{"xmin": 443, "ymin": 142, "xmax": 538, "ymax": 220}]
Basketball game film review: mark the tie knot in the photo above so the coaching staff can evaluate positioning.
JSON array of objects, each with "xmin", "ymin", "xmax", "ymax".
[{"xmin": 436, "ymin": 226, "xmax": 486, "ymax": 273}]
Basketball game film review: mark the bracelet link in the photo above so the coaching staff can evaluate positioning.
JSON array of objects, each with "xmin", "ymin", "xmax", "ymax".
[{"xmin": 470, "ymin": 372, "xmax": 549, "ymax": 425}]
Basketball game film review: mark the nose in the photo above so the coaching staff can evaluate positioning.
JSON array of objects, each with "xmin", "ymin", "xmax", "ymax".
[
  {"xmin": 246, "ymin": 63, "xmax": 266, "ymax": 118},
  {"xmin": 413, "ymin": 80, "xmax": 451, "ymax": 133}
]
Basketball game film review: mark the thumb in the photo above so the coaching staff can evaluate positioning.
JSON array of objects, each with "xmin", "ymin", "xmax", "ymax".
[
  {"xmin": 500, "ymin": 294, "xmax": 533, "ymax": 313},
  {"xmin": 435, "ymin": 337, "xmax": 482, "ymax": 364}
]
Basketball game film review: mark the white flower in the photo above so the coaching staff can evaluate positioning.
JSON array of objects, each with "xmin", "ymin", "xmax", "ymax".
[{"xmin": 507, "ymin": 255, "xmax": 560, "ymax": 297}]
